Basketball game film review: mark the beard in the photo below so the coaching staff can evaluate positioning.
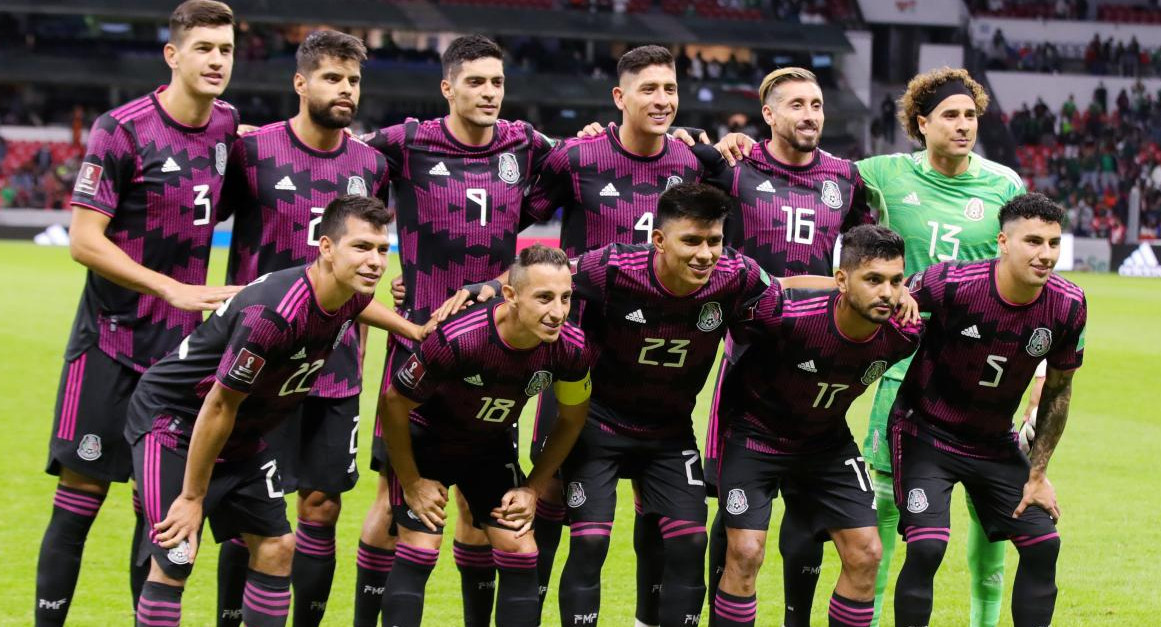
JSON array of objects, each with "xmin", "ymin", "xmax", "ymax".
[
  {"xmin": 308, "ymin": 98, "xmax": 356, "ymax": 130},
  {"xmin": 777, "ymin": 124, "xmax": 820, "ymax": 153}
]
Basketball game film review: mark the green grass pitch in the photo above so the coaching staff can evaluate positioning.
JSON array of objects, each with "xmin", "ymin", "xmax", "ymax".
[{"xmin": 0, "ymin": 241, "xmax": 1158, "ymax": 625}]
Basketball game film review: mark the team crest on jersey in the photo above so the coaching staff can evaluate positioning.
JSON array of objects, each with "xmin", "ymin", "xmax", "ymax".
[
  {"xmin": 697, "ymin": 302, "xmax": 724, "ymax": 332},
  {"xmin": 906, "ymin": 488, "xmax": 929, "ymax": 513},
  {"xmin": 74, "ymin": 162, "xmax": 102, "ymax": 197},
  {"xmin": 347, "ymin": 176, "xmax": 368, "ymax": 197},
  {"xmin": 566, "ymin": 482, "xmax": 586, "ymax": 508},
  {"xmin": 860, "ymin": 360, "xmax": 889, "ymax": 386},
  {"xmin": 1026, "ymin": 327, "xmax": 1053, "ymax": 357},
  {"xmin": 77, "ymin": 434, "xmax": 102, "ymax": 461},
  {"xmin": 964, "ymin": 198, "xmax": 986, "ymax": 221},
  {"xmin": 167, "ymin": 540, "xmax": 192, "ymax": 565},
  {"xmin": 525, "ymin": 370, "xmax": 554, "ymax": 397},
  {"xmin": 820, "ymin": 180, "xmax": 843, "ymax": 209},
  {"xmin": 725, "ymin": 489, "xmax": 749, "ymax": 515},
  {"xmin": 334, "ymin": 319, "xmax": 353, "ymax": 349},
  {"xmin": 215, "ymin": 142, "xmax": 227, "ymax": 176},
  {"xmin": 665, "ymin": 175, "xmax": 683, "ymax": 190},
  {"xmin": 498, "ymin": 152, "xmax": 520, "ymax": 184}
]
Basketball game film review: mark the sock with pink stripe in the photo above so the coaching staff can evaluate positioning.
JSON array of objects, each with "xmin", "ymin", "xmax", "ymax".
[
  {"xmin": 559, "ymin": 523, "xmax": 612, "ymax": 626},
  {"xmin": 383, "ymin": 543, "xmax": 439, "ymax": 627},
  {"xmin": 130, "ymin": 489, "xmax": 149, "ymax": 613},
  {"xmin": 713, "ymin": 590, "xmax": 757, "ymax": 626},
  {"xmin": 454, "ymin": 541, "xmax": 496, "ymax": 627},
  {"xmin": 533, "ymin": 498, "xmax": 565, "ymax": 615},
  {"xmin": 828, "ymin": 592, "xmax": 874, "ymax": 627},
  {"xmin": 894, "ymin": 527, "xmax": 950, "ymax": 627},
  {"xmin": 292, "ymin": 520, "xmax": 336, "ymax": 627},
  {"xmin": 707, "ymin": 510, "xmax": 727, "ymax": 627},
  {"xmin": 216, "ymin": 538, "xmax": 249, "ymax": 627},
  {"xmin": 242, "ymin": 569, "xmax": 291, "ymax": 627},
  {"xmin": 353, "ymin": 541, "xmax": 394, "ymax": 627},
  {"xmin": 36, "ymin": 485, "xmax": 105, "ymax": 626},
  {"xmin": 658, "ymin": 518, "xmax": 707, "ymax": 627},
  {"xmin": 493, "ymin": 549, "xmax": 540, "ymax": 627},
  {"xmin": 1011, "ymin": 533, "xmax": 1060, "ymax": 627},
  {"xmin": 136, "ymin": 581, "xmax": 183, "ymax": 627}
]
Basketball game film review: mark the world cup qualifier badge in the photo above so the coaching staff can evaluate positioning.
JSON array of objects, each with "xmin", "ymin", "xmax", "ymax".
[
  {"xmin": 498, "ymin": 152, "xmax": 520, "ymax": 184},
  {"xmin": 697, "ymin": 302, "xmax": 723, "ymax": 332},
  {"xmin": 725, "ymin": 489, "xmax": 749, "ymax": 515},
  {"xmin": 566, "ymin": 482, "xmax": 586, "ymax": 508},
  {"xmin": 1026, "ymin": 328, "xmax": 1053, "ymax": 357}
]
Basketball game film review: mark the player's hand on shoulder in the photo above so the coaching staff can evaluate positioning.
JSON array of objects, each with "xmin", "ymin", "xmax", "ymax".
[
  {"xmin": 403, "ymin": 478, "xmax": 449, "ymax": 532},
  {"xmin": 160, "ymin": 281, "xmax": 243, "ymax": 312},
  {"xmin": 389, "ymin": 275, "xmax": 406, "ymax": 304},
  {"xmin": 491, "ymin": 486, "xmax": 537, "ymax": 538},
  {"xmin": 670, "ymin": 127, "xmax": 711, "ymax": 146},
  {"xmin": 237, "ymin": 123, "xmax": 259, "ymax": 135},
  {"xmin": 1014, "ymin": 471, "xmax": 1059, "ymax": 523},
  {"xmin": 153, "ymin": 494, "xmax": 204, "ymax": 561},
  {"xmin": 575, "ymin": 122, "xmax": 607, "ymax": 138},
  {"xmin": 715, "ymin": 132, "xmax": 755, "ymax": 166},
  {"xmin": 894, "ymin": 286, "xmax": 921, "ymax": 326}
]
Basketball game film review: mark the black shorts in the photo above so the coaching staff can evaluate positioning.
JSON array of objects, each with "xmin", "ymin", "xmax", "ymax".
[
  {"xmin": 271, "ymin": 394, "xmax": 360, "ymax": 494},
  {"xmin": 890, "ymin": 423, "xmax": 1057, "ymax": 541},
  {"xmin": 717, "ymin": 433, "xmax": 876, "ymax": 537},
  {"xmin": 131, "ymin": 428, "xmax": 291, "ymax": 580},
  {"xmin": 561, "ymin": 411, "xmax": 707, "ymax": 524},
  {"xmin": 370, "ymin": 339, "xmax": 412, "ymax": 473},
  {"xmin": 47, "ymin": 345, "xmax": 139, "ymax": 482},
  {"xmin": 389, "ymin": 425, "xmax": 524, "ymax": 535}
]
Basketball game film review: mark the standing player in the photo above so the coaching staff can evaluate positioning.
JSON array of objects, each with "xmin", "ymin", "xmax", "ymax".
[
  {"xmin": 557, "ymin": 183, "xmax": 774, "ymax": 627},
  {"xmin": 128, "ymin": 195, "xmax": 419, "ymax": 627},
  {"xmin": 215, "ymin": 30, "xmax": 394, "ymax": 627},
  {"xmin": 380, "ymin": 245, "xmax": 593, "ymax": 627},
  {"xmin": 891, "ymin": 193, "xmax": 1085, "ymax": 627},
  {"xmin": 522, "ymin": 45, "xmax": 704, "ymax": 626},
  {"xmin": 711, "ymin": 225, "xmax": 919, "ymax": 627},
  {"xmin": 35, "ymin": 2, "xmax": 239, "ymax": 624},
  {"xmin": 354, "ymin": 34, "xmax": 555, "ymax": 627},
  {"xmin": 695, "ymin": 67, "xmax": 873, "ymax": 627}
]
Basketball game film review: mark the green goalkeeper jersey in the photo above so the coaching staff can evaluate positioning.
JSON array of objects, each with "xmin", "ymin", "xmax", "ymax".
[{"xmin": 857, "ymin": 149, "xmax": 1025, "ymax": 380}]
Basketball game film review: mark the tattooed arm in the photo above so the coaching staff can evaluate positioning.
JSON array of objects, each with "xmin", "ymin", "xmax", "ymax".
[{"xmin": 1013, "ymin": 366, "xmax": 1075, "ymax": 522}]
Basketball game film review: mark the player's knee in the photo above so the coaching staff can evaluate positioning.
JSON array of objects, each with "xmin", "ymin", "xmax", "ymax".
[
  {"xmin": 663, "ymin": 532, "xmax": 707, "ymax": 581},
  {"xmin": 566, "ymin": 533, "xmax": 611, "ymax": 578},
  {"xmin": 58, "ymin": 467, "xmax": 110, "ymax": 496},
  {"xmin": 299, "ymin": 490, "xmax": 342, "ymax": 525},
  {"xmin": 725, "ymin": 534, "xmax": 765, "ymax": 577},
  {"xmin": 1013, "ymin": 534, "xmax": 1061, "ymax": 571},
  {"xmin": 252, "ymin": 533, "xmax": 296, "ymax": 575},
  {"xmin": 903, "ymin": 538, "xmax": 947, "ymax": 571}
]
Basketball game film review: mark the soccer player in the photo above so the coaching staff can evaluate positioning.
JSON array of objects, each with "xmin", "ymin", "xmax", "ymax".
[
  {"xmin": 694, "ymin": 66, "xmax": 873, "ymax": 627},
  {"xmin": 711, "ymin": 224, "xmax": 920, "ymax": 627},
  {"xmin": 35, "ymin": 2, "xmax": 239, "ymax": 623},
  {"xmin": 355, "ymin": 34, "xmax": 555, "ymax": 627},
  {"xmin": 126, "ymin": 195, "xmax": 420, "ymax": 627},
  {"xmin": 521, "ymin": 45, "xmax": 704, "ymax": 626},
  {"xmin": 379, "ymin": 245, "xmax": 594, "ymax": 627},
  {"xmin": 891, "ymin": 192, "xmax": 1085, "ymax": 627},
  {"xmin": 214, "ymin": 30, "xmax": 393, "ymax": 627},
  {"xmin": 557, "ymin": 183, "xmax": 773, "ymax": 627}
]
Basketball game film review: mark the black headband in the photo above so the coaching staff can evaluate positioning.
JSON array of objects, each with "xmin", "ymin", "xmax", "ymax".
[{"xmin": 919, "ymin": 80, "xmax": 973, "ymax": 116}]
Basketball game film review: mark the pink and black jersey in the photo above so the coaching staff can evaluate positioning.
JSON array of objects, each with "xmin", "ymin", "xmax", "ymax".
[
  {"xmin": 126, "ymin": 267, "xmax": 372, "ymax": 460},
  {"xmin": 67, "ymin": 86, "xmax": 238, "ymax": 373},
  {"xmin": 895, "ymin": 260, "xmax": 1087, "ymax": 458},
  {"xmin": 391, "ymin": 301, "xmax": 591, "ymax": 454},
  {"xmin": 525, "ymin": 124, "xmax": 704, "ymax": 258},
  {"xmin": 361, "ymin": 117, "xmax": 553, "ymax": 347},
  {"xmin": 223, "ymin": 120, "xmax": 388, "ymax": 398},
  {"xmin": 723, "ymin": 288, "xmax": 922, "ymax": 454},
  {"xmin": 571, "ymin": 243, "xmax": 771, "ymax": 438},
  {"xmin": 695, "ymin": 141, "xmax": 872, "ymax": 277}
]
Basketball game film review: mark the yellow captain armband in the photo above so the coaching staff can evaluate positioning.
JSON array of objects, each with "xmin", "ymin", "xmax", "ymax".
[{"xmin": 553, "ymin": 371, "xmax": 592, "ymax": 406}]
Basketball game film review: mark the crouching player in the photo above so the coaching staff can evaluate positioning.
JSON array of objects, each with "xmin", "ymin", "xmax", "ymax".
[
  {"xmin": 713, "ymin": 225, "xmax": 922, "ymax": 627},
  {"xmin": 379, "ymin": 245, "xmax": 593, "ymax": 627},
  {"xmin": 125, "ymin": 196, "xmax": 424, "ymax": 627}
]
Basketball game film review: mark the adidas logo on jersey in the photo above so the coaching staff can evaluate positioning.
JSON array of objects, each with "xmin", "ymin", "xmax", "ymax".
[
  {"xmin": 961, "ymin": 325, "xmax": 981, "ymax": 339},
  {"xmin": 161, "ymin": 157, "xmax": 180, "ymax": 173},
  {"xmin": 1118, "ymin": 243, "xmax": 1161, "ymax": 277},
  {"xmin": 291, "ymin": 347, "xmax": 306, "ymax": 359},
  {"xmin": 756, "ymin": 180, "xmax": 776, "ymax": 193},
  {"xmin": 600, "ymin": 183, "xmax": 620, "ymax": 197},
  {"xmin": 797, "ymin": 360, "xmax": 817, "ymax": 373},
  {"xmin": 463, "ymin": 374, "xmax": 484, "ymax": 386},
  {"xmin": 429, "ymin": 161, "xmax": 450, "ymax": 176},
  {"xmin": 902, "ymin": 191, "xmax": 921, "ymax": 206},
  {"xmin": 275, "ymin": 176, "xmax": 297, "ymax": 191},
  {"xmin": 625, "ymin": 309, "xmax": 646, "ymax": 324}
]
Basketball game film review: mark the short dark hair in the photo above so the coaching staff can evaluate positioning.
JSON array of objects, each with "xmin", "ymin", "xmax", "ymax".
[
  {"xmin": 442, "ymin": 35, "xmax": 503, "ymax": 79},
  {"xmin": 999, "ymin": 192, "xmax": 1066, "ymax": 229},
  {"xmin": 169, "ymin": 0, "xmax": 233, "ymax": 45},
  {"xmin": 296, "ymin": 30, "xmax": 367, "ymax": 74},
  {"xmin": 839, "ymin": 225, "xmax": 905, "ymax": 271},
  {"xmin": 656, "ymin": 183, "xmax": 730, "ymax": 228},
  {"xmin": 509, "ymin": 244, "xmax": 570, "ymax": 289},
  {"xmin": 318, "ymin": 195, "xmax": 393, "ymax": 241},
  {"xmin": 617, "ymin": 45, "xmax": 674, "ymax": 80}
]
